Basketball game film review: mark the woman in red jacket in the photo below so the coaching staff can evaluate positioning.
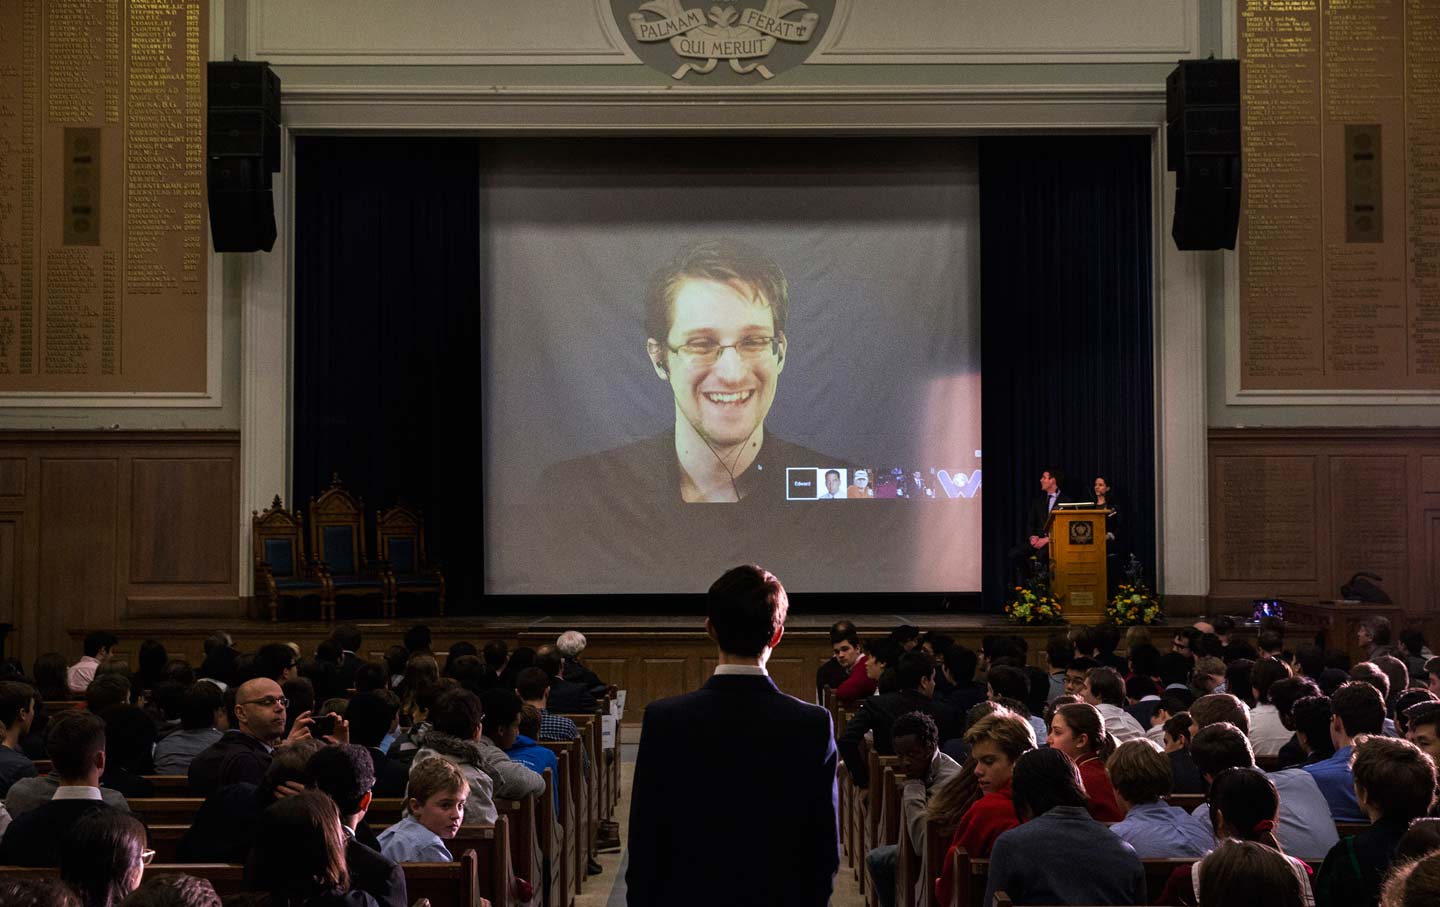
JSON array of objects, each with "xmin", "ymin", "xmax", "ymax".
[
  {"xmin": 935, "ymin": 709, "xmax": 1038, "ymax": 901},
  {"xmin": 1048, "ymin": 701, "xmax": 1124, "ymax": 822}
]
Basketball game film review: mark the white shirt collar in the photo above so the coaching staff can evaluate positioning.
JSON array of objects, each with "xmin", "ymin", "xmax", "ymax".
[
  {"xmin": 714, "ymin": 664, "xmax": 768, "ymax": 677},
  {"xmin": 53, "ymin": 786, "xmax": 103, "ymax": 801}
]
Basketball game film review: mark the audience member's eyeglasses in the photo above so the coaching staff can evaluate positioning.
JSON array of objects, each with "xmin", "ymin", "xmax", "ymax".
[
  {"xmin": 141, "ymin": 849, "xmax": 156, "ymax": 865},
  {"xmin": 240, "ymin": 696, "xmax": 289, "ymax": 708}
]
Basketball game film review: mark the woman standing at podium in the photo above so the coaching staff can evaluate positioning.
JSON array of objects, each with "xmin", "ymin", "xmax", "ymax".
[{"xmin": 1095, "ymin": 476, "xmax": 1126, "ymax": 598}]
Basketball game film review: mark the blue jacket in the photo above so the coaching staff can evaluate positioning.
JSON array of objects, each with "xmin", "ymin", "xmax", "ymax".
[
  {"xmin": 985, "ymin": 805, "xmax": 1146, "ymax": 906},
  {"xmin": 625, "ymin": 672, "xmax": 839, "ymax": 907}
]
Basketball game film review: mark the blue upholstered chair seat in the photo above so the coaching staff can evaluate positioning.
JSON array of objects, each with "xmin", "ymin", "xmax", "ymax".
[
  {"xmin": 275, "ymin": 579, "xmax": 326, "ymax": 591},
  {"xmin": 394, "ymin": 575, "xmax": 438, "ymax": 586}
]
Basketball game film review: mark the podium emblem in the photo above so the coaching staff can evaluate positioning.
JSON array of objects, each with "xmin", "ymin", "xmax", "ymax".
[
  {"xmin": 617, "ymin": 0, "xmax": 832, "ymax": 81},
  {"xmin": 1068, "ymin": 520, "xmax": 1094, "ymax": 545}
]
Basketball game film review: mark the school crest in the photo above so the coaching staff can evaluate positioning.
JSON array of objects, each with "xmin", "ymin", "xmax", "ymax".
[{"xmin": 616, "ymin": 0, "xmax": 831, "ymax": 81}]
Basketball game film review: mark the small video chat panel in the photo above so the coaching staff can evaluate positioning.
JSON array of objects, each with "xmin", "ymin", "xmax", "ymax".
[{"xmin": 785, "ymin": 466, "xmax": 981, "ymax": 501}]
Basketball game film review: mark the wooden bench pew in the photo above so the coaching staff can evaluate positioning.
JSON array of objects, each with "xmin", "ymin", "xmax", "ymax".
[
  {"xmin": 0, "ymin": 851, "xmax": 493, "ymax": 907},
  {"xmin": 538, "ymin": 740, "xmax": 580, "ymax": 903},
  {"xmin": 947, "ymin": 848, "xmax": 1327, "ymax": 907},
  {"xmin": 557, "ymin": 712, "xmax": 599, "ymax": 858}
]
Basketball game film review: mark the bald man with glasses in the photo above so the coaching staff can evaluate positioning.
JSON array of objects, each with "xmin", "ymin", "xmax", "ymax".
[{"xmin": 187, "ymin": 676, "xmax": 344, "ymax": 795}]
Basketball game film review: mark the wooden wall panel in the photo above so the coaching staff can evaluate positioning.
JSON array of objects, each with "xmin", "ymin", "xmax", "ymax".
[
  {"xmin": 0, "ymin": 514, "xmax": 18, "ymax": 628},
  {"xmin": 40, "ymin": 458, "xmax": 120, "ymax": 643},
  {"xmin": 0, "ymin": 459, "xmax": 23, "ymax": 497},
  {"xmin": 0, "ymin": 432, "xmax": 241, "ymax": 665},
  {"xmin": 1209, "ymin": 429, "xmax": 1440, "ymax": 627},
  {"xmin": 638, "ymin": 658, "xmax": 687, "ymax": 711},
  {"xmin": 130, "ymin": 458, "xmax": 237, "ymax": 584}
]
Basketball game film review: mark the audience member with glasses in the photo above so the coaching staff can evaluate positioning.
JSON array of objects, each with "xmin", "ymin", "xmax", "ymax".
[{"xmin": 188, "ymin": 676, "xmax": 349, "ymax": 796}]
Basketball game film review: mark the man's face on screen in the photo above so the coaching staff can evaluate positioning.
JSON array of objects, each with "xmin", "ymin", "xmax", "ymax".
[
  {"xmin": 662, "ymin": 278, "xmax": 784, "ymax": 450},
  {"xmin": 825, "ymin": 473, "xmax": 840, "ymax": 495}
]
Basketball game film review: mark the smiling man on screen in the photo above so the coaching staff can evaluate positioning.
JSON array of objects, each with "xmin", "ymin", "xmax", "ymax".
[{"xmin": 546, "ymin": 239, "xmax": 838, "ymax": 505}]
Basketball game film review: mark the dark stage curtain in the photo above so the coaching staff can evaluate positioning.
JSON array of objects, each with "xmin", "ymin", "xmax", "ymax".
[
  {"xmin": 292, "ymin": 137, "xmax": 483, "ymax": 610},
  {"xmin": 978, "ymin": 136, "xmax": 1156, "ymax": 612}
]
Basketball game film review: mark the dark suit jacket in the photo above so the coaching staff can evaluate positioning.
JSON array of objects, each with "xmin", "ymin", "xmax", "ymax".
[
  {"xmin": 346, "ymin": 835, "xmax": 407, "ymax": 907},
  {"xmin": 1168, "ymin": 748, "xmax": 1206, "ymax": 795},
  {"xmin": 187, "ymin": 729, "xmax": 273, "ymax": 796},
  {"xmin": 837, "ymin": 690, "xmax": 950, "ymax": 787},
  {"xmin": 0, "ymin": 798, "xmax": 114, "ymax": 866},
  {"xmin": 547, "ymin": 679, "xmax": 597, "ymax": 715},
  {"xmin": 178, "ymin": 782, "xmax": 269, "ymax": 863},
  {"xmin": 1027, "ymin": 491, "xmax": 1076, "ymax": 538},
  {"xmin": 625, "ymin": 673, "xmax": 839, "ymax": 907}
]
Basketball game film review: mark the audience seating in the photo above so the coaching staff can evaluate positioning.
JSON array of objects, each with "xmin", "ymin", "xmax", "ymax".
[
  {"xmin": 946, "ymin": 847, "xmax": 1328, "ymax": 907},
  {"xmin": 309, "ymin": 475, "xmax": 391, "ymax": 620},
  {"xmin": 375, "ymin": 502, "xmax": 447, "ymax": 616},
  {"xmin": 538, "ymin": 740, "xmax": 581, "ymax": 900},
  {"xmin": 253, "ymin": 494, "xmax": 332, "ymax": 621},
  {"xmin": 0, "ymin": 849, "xmax": 495, "ymax": 907}
]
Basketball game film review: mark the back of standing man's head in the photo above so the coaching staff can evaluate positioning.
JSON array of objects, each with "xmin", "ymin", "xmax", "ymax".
[
  {"xmin": 706, "ymin": 564, "xmax": 788, "ymax": 657},
  {"xmin": 1332, "ymin": 681, "xmax": 1386, "ymax": 738}
]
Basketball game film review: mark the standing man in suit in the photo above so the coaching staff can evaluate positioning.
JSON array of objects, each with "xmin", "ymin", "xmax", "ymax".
[
  {"xmin": 626, "ymin": 564, "xmax": 840, "ymax": 907},
  {"xmin": 1027, "ymin": 468, "xmax": 1073, "ymax": 551}
]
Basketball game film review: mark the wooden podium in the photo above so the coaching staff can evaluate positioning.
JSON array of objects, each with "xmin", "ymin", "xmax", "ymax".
[{"xmin": 1045, "ymin": 507, "xmax": 1109, "ymax": 623}]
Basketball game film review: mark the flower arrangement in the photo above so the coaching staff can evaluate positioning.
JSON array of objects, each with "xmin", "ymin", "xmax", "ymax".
[
  {"xmin": 1105, "ymin": 555, "xmax": 1163, "ymax": 625},
  {"xmin": 1005, "ymin": 559, "xmax": 1063, "ymax": 625}
]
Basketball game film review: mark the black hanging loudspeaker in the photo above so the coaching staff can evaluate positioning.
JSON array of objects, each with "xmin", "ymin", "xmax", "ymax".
[
  {"xmin": 1166, "ymin": 59, "xmax": 1241, "ymax": 251},
  {"xmin": 207, "ymin": 61, "xmax": 281, "ymax": 253}
]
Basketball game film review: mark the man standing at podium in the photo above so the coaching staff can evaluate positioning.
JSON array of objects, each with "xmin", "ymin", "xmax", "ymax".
[{"xmin": 1027, "ymin": 468, "xmax": 1074, "ymax": 551}]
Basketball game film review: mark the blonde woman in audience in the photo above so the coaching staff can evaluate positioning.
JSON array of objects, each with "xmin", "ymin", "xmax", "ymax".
[
  {"xmin": 1047, "ymin": 701, "xmax": 1124, "ymax": 821},
  {"xmin": 377, "ymin": 757, "xmax": 467, "ymax": 863}
]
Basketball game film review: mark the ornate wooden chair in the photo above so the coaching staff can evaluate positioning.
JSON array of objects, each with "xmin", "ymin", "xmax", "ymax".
[
  {"xmin": 375, "ymin": 501, "xmax": 446, "ymax": 617},
  {"xmin": 308, "ymin": 475, "xmax": 391, "ymax": 620},
  {"xmin": 252, "ymin": 495, "xmax": 331, "ymax": 622}
]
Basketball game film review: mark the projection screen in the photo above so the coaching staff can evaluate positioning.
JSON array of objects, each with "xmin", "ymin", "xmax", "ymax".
[{"xmin": 482, "ymin": 141, "xmax": 982, "ymax": 594}]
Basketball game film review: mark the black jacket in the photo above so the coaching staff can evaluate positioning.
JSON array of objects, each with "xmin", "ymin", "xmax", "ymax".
[
  {"xmin": 547, "ymin": 679, "xmax": 598, "ymax": 715},
  {"xmin": 1027, "ymin": 490, "xmax": 1076, "ymax": 538},
  {"xmin": 188, "ymin": 730, "xmax": 273, "ymax": 796},
  {"xmin": 837, "ymin": 689, "xmax": 949, "ymax": 787},
  {"xmin": 625, "ymin": 673, "xmax": 837, "ymax": 907},
  {"xmin": 346, "ymin": 835, "xmax": 407, "ymax": 907},
  {"xmin": 0, "ymin": 798, "xmax": 114, "ymax": 866}
]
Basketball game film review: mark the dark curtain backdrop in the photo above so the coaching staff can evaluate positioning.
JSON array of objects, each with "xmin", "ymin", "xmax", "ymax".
[
  {"xmin": 979, "ymin": 135, "xmax": 1157, "ymax": 612},
  {"xmin": 293, "ymin": 138, "xmax": 483, "ymax": 611},
  {"xmin": 291, "ymin": 135, "xmax": 1154, "ymax": 614}
]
